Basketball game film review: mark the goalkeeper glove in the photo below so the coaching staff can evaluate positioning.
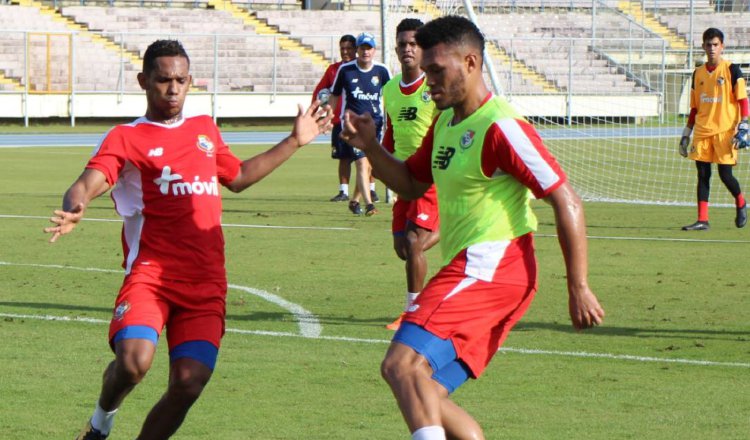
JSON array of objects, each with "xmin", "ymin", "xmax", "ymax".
[
  {"xmin": 679, "ymin": 126, "xmax": 691, "ymax": 158},
  {"xmin": 734, "ymin": 119, "xmax": 750, "ymax": 149}
]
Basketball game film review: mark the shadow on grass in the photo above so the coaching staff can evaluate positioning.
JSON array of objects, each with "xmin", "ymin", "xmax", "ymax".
[{"xmin": 2, "ymin": 301, "xmax": 747, "ymax": 343}]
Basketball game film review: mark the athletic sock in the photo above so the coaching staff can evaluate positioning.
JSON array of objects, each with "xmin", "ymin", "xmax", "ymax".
[
  {"xmin": 736, "ymin": 193, "xmax": 746, "ymax": 208},
  {"xmin": 340, "ymin": 184, "xmax": 349, "ymax": 196},
  {"xmin": 698, "ymin": 201, "xmax": 709, "ymax": 222},
  {"xmin": 405, "ymin": 292, "xmax": 419, "ymax": 311},
  {"xmin": 90, "ymin": 402, "xmax": 118, "ymax": 435},
  {"xmin": 412, "ymin": 425, "xmax": 446, "ymax": 440},
  {"xmin": 370, "ymin": 182, "xmax": 376, "ymax": 191}
]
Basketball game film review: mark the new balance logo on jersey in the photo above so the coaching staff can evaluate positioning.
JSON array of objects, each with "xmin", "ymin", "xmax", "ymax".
[
  {"xmin": 154, "ymin": 165, "xmax": 219, "ymax": 197},
  {"xmin": 148, "ymin": 147, "xmax": 164, "ymax": 157},
  {"xmin": 433, "ymin": 146, "xmax": 456, "ymax": 170},
  {"xmin": 398, "ymin": 107, "xmax": 418, "ymax": 121}
]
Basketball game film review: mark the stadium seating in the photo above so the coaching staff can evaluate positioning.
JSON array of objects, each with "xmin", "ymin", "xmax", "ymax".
[
  {"xmin": 0, "ymin": 4, "xmax": 142, "ymax": 92},
  {"xmin": 0, "ymin": 1, "xmax": 743, "ymax": 97},
  {"xmin": 60, "ymin": 5, "xmax": 326, "ymax": 92},
  {"xmin": 659, "ymin": 12, "xmax": 750, "ymax": 48}
]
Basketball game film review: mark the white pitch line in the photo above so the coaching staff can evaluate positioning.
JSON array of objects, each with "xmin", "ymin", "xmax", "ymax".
[
  {"xmin": 8, "ymin": 213, "xmax": 749, "ymax": 242},
  {"xmin": 1, "ymin": 214, "xmax": 354, "ymax": 231},
  {"xmin": 535, "ymin": 233, "xmax": 750, "ymax": 244},
  {"xmin": 0, "ymin": 261, "xmax": 321, "ymax": 338},
  {"xmin": 228, "ymin": 284, "xmax": 320, "ymax": 338},
  {"xmin": 1, "ymin": 312, "xmax": 748, "ymax": 369}
]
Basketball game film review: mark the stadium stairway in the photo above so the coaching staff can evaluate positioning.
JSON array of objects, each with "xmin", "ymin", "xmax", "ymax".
[
  {"xmin": 207, "ymin": 0, "xmax": 328, "ymax": 69},
  {"xmin": 617, "ymin": 0, "xmax": 688, "ymax": 49},
  {"xmin": 11, "ymin": 0, "xmax": 143, "ymax": 68},
  {"xmin": 409, "ymin": 0, "xmax": 557, "ymax": 93},
  {"xmin": 0, "ymin": 70, "xmax": 23, "ymax": 91}
]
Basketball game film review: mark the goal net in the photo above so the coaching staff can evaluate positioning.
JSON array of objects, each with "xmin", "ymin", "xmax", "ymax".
[{"xmin": 383, "ymin": 0, "xmax": 750, "ymax": 207}]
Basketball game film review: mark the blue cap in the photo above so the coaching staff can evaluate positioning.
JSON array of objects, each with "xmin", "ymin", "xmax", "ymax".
[{"xmin": 356, "ymin": 32, "xmax": 376, "ymax": 48}]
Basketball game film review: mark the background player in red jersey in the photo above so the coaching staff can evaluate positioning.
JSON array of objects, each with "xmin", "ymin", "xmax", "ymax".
[
  {"xmin": 44, "ymin": 40, "xmax": 331, "ymax": 440},
  {"xmin": 312, "ymin": 34, "xmax": 358, "ymax": 202},
  {"xmin": 381, "ymin": 18, "xmax": 440, "ymax": 330}
]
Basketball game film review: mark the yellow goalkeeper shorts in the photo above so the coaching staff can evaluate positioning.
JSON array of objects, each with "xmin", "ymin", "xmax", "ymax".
[{"xmin": 690, "ymin": 129, "xmax": 738, "ymax": 165}]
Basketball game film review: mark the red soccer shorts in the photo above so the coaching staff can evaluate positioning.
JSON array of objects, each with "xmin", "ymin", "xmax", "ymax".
[
  {"xmin": 108, "ymin": 272, "xmax": 227, "ymax": 351},
  {"xmin": 391, "ymin": 184, "xmax": 439, "ymax": 234},
  {"xmin": 403, "ymin": 233, "xmax": 537, "ymax": 378}
]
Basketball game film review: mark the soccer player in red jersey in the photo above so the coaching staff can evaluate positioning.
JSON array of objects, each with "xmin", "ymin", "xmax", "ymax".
[
  {"xmin": 382, "ymin": 18, "xmax": 440, "ymax": 330},
  {"xmin": 342, "ymin": 17, "xmax": 604, "ymax": 439},
  {"xmin": 312, "ymin": 34, "xmax": 357, "ymax": 202},
  {"xmin": 679, "ymin": 27, "xmax": 749, "ymax": 231},
  {"xmin": 44, "ymin": 40, "xmax": 332, "ymax": 440}
]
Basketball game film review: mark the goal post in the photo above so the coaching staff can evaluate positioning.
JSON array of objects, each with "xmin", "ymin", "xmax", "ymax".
[{"xmin": 381, "ymin": 1, "xmax": 750, "ymax": 208}]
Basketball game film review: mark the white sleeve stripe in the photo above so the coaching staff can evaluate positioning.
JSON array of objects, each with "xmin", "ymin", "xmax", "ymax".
[{"xmin": 496, "ymin": 119, "xmax": 560, "ymax": 190}]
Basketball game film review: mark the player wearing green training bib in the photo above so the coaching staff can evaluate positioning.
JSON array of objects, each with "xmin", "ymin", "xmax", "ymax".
[
  {"xmin": 382, "ymin": 18, "xmax": 440, "ymax": 331},
  {"xmin": 341, "ymin": 16, "xmax": 605, "ymax": 440}
]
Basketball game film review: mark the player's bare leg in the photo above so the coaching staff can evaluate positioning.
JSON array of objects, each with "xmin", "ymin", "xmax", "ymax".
[
  {"xmin": 440, "ymin": 398, "xmax": 484, "ymax": 440},
  {"xmin": 339, "ymin": 159, "xmax": 351, "ymax": 194},
  {"xmin": 382, "ymin": 342, "xmax": 442, "ymax": 431},
  {"xmin": 388, "ymin": 224, "xmax": 439, "ymax": 330},
  {"xmin": 99, "ymin": 338, "xmax": 157, "ymax": 411},
  {"xmin": 404, "ymin": 224, "xmax": 439, "ymax": 294},
  {"xmin": 354, "ymin": 157, "xmax": 377, "ymax": 215},
  {"xmin": 382, "ymin": 342, "xmax": 483, "ymax": 439},
  {"xmin": 77, "ymin": 339, "xmax": 156, "ymax": 438},
  {"xmin": 136, "ymin": 357, "xmax": 213, "ymax": 440}
]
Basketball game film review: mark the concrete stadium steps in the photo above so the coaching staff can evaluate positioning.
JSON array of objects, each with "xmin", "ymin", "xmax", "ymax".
[
  {"xmin": 209, "ymin": 0, "xmax": 329, "ymax": 69},
  {"xmin": 57, "ymin": 4, "xmax": 326, "ymax": 93},
  {"xmin": 14, "ymin": 0, "xmax": 143, "ymax": 66},
  {"xmin": 658, "ymin": 12, "xmax": 750, "ymax": 48},
  {"xmin": 617, "ymin": 0, "xmax": 688, "ymax": 50},
  {"xmin": 0, "ymin": 4, "xmax": 141, "ymax": 91}
]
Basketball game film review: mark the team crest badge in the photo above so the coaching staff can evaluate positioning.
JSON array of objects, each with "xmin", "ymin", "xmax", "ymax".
[
  {"xmin": 113, "ymin": 301, "xmax": 131, "ymax": 321},
  {"xmin": 196, "ymin": 135, "xmax": 215, "ymax": 157},
  {"xmin": 421, "ymin": 90, "xmax": 432, "ymax": 103},
  {"xmin": 460, "ymin": 130, "xmax": 475, "ymax": 150},
  {"xmin": 718, "ymin": 76, "xmax": 725, "ymax": 86},
  {"xmin": 371, "ymin": 76, "xmax": 380, "ymax": 86}
]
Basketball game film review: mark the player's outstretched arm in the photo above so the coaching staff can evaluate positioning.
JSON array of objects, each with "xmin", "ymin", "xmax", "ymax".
[
  {"xmin": 44, "ymin": 168, "xmax": 110, "ymax": 243},
  {"xmin": 544, "ymin": 182, "xmax": 605, "ymax": 330},
  {"xmin": 226, "ymin": 101, "xmax": 332, "ymax": 193},
  {"xmin": 340, "ymin": 110, "xmax": 429, "ymax": 199}
]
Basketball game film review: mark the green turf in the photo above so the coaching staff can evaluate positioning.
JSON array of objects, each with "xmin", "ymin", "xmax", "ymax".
[{"xmin": 1, "ymin": 144, "xmax": 748, "ymax": 439}]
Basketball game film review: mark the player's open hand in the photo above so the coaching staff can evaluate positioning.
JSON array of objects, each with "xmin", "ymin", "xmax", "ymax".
[
  {"xmin": 291, "ymin": 100, "xmax": 333, "ymax": 147},
  {"xmin": 44, "ymin": 202, "xmax": 85, "ymax": 243},
  {"xmin": 340, "ymin": 110, "xmax": 376, "ymax": 150},
  {"xmin": 568, "ymin": 286, "xmax": 605, "ymax": 330}
]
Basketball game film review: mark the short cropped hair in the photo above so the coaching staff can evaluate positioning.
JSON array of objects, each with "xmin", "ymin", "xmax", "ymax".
[
  {"xmin": 415, "ymin": 15, "xmax": 484, "ymax": 54},
  {"xmin": 340, "ymin": 34, "xmax": 356, "ymax": 45},
  {"xmin": 396, "ymin": 18, "xmax": 424, "ymax": 35},
  {"xmin": 702, "ymin": 28, "xmax": 724, "ymax": 44},
  {"xmin": 142, "ymin": 40, "xmax": 190, "ymax": 75}
]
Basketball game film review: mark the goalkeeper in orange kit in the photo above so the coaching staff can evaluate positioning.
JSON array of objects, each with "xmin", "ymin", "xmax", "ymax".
[{"xmin": 679, "ymin": 27, "xmax": 749, "ymax": 231}]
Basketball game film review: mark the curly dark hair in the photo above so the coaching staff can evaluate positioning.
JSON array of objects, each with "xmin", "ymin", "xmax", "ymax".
[
  {"xmin": 415, "ymin": 15, "xmax": 484, "ymax": 53},
  {"xmin": 396, "ymin": 18, "xmax": 424, "ymax": 35},
  {"xmin": 340, "ymin": 34, "xmax": 356, "ymax": 45},
  {"xmin": 142, "ymin": 40, "xmax": 190, "ymax": 75}
]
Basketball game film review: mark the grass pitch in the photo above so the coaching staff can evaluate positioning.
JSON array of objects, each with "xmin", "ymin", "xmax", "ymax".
[{"xmin": 0, "ymin": 142, "xmax": 748, "ymax": 439}]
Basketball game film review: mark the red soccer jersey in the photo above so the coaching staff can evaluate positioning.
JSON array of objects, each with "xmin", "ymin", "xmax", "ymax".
[
  {"xmin": 87, "ymin": 115, "xmax": 242, "ymax": 282},
  {"xmin": 312, "ymin": 61, "xmax": 344, "ymax": 125}
]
